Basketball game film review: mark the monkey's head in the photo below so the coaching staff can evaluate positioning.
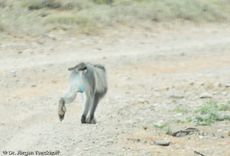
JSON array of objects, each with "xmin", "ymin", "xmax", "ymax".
[
  {"xmin": 68, "ymin": 62, "xmax": 87, "ymax": 72},
  {"xmin": 58, "ymin": 98, "xmax": 66, "ymax": 121}
]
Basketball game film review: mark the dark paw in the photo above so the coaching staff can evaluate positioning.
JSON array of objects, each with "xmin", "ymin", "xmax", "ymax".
[
  {"xmin": 58, "ymin": 98, "xmax": 66, "ymax": 122},
  {"xmin": 81, "ymin": 115, "xmax": 87, "ymax": 124},
  {"xmin": 59, "ymin": 114, "xmax": 65, "ymax": 121}
]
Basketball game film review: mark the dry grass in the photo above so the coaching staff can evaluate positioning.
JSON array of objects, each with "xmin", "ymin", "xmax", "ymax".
[{"xmin": 1, "ymin": 0, "xmax": 230, "ymax": 36}]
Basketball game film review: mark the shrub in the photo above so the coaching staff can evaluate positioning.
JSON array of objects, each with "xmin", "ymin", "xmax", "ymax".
[
  {"xmin": 45, "ymin": 13, "xmax": 78, "ymax": 25},
  {"xmin": 0, "ymin": 23, "xmax": 5, "ymax": 32},
  {"xmin": 192, "ymin": 101, "xmax": 230, "ymax": 126},
  {"xmin": 44, "ymin": 12, "xmax": 99, "ymax": 34},
  {"xmin": 22, "ymin": 0, "xmax": 62, "ymax": 10},
  {"xmin": 93, "ymin": 0, "xmax": 113, "ymax": 5},
  {"xmin": 0, "ymin": 0, "xmax": 6, "ymax": 8}
]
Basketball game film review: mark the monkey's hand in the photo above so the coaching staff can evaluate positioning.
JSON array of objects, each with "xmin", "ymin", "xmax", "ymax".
[{"xmin": 58, "ymin": 98, "xmax": 66, "ymax": 121}]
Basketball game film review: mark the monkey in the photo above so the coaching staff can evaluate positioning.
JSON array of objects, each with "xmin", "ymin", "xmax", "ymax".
[{"xmin": 58, "ymin": 62, "xmax": 108, "ymax": 124}]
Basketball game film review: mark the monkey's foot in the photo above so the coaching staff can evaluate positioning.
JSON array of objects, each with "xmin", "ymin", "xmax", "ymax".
[
  {"xmin": 86, "ymin": 118, "xmax": 96, "ymax": 124},
  {"xmin": 81, "ymin": 115, "xmax": 87, "ymax": 124},
  {"xmin": 58, "ymin": 113, "xmax": 65, "ymax": 121}
]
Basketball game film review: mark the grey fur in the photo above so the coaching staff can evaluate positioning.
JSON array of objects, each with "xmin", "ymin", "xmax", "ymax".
[{"xmin": 58, "ymin": 62, "xmax": 107, "ymax": 124}]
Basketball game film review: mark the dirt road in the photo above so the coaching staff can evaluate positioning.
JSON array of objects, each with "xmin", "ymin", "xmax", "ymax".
[{"xmin": 0, "ymin": 25, "xmax": 230, "ymax": 156}]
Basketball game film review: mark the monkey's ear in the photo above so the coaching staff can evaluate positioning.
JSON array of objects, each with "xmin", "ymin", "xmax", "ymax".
[
  {"xmin": 68, "ymin": 62, "xmax": 87, "ymax": 71},
  {"xmin": 68, "ymin": 66, "xmax": 77, "ymax": 71}
]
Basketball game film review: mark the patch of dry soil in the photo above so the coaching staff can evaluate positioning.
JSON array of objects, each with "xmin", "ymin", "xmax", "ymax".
[{"xmin": 0, "ymin": 25, "xmax": 230, "ymax": 156}]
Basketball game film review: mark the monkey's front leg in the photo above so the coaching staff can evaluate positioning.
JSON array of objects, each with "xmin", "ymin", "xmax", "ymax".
[
  {"xmin": 58, "ymin": 88, "xmax": 77, "ymax": 121},
  {"xmin": 58, "ymin": 98, "xmax": 66, "ymax": 121}
]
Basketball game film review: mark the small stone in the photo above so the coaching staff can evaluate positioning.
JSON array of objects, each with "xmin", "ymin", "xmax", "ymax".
[
  {"xmin": 154, "ymin": 140, "xmax": 170, "ymax": 146},
  {"xmin": 137, "ymin": 98, "xmax": 149, "ymax": 104},
  {"xmin": 199, "ymin": 135, "xmax": 204, "ymax": 139},
  {"xmin": 127, "ymin": 138, "xmax": 141, "ymax": 143},
  {"xmin": 169, "ymin": 92, "xmax": 184, "ymax": 99},
  {"xmin": 143, "ymin": 126, "xmax": 148, "ymax": 130},
  {"xmin": 217, "ymin": 129, "xmax": 223, "ymax": 132},
  {"xmin": 52, "ymin": 80, "xmax": 57, "ymax": 84},
  {"xmin": 214, "ymin": 82, "xmax": 222, "ymax": 88},
  {"xmin": 224, "ymin": 83, "xmax": 230, "ymax": 88},
  {"xmin": 200, "ymin": 82, "xmax": 205, "ymax": 86},
  {"xmin": 200, "ymin": 93, "xmax": 212, "ymax": 99},
  {"xmin": 222, "ymin": 92, "xmax": 228, "ymax": 96},
  {"xmin": 194, "ymin": 150, "xmax": 205, "ymax": 156},
  {"xmin": 170, "ymin": 95, "xmax": 184, "ymax": 99},
  {"xmin": 172, "ymin": 127, "xmax": 199, "ymax": 137},
  {"xmin": 31, "ymin": 84, "xmax": 37, "ymax": 88},
  {"xmin": 10, "ymin": 70, "xmax": 17, "ymax": 77}
]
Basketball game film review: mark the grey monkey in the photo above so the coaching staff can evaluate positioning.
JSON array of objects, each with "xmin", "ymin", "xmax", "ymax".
[{"xmin": 58, "ymin": 62, "xmax": 107, "ymax": 124}]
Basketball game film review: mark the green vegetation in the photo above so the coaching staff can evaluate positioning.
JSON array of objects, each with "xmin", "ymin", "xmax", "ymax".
[
  {"xmin": 0, "ymin": 22, "xmax": 5, "ymax": 32},
  {"xmin": 190, "ymin": 101, "xmax": 230, "ymax": 126},
  {"xmin": 154, "ymin": 122, "xmax": 172, "ymax": 135},
  {"xmin": 1, "ymin": 0, "xmax": 230, "ymax": 36},
  {"xmin": 154, "ymin": 101, "xmax": 229, "ymax": 134}
]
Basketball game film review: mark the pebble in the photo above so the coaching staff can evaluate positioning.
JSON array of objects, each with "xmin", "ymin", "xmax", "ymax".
[
  {"xmin": 154, "ymin": 140, "xmax": 170, "ymax": 146},
  {"xmin": 214, "ymin": 82, "xmax": 222, "ymax": 88},
  {"xmin": 200, "ymin": 93, "xmax": 212, "ymax": 99},
  {"xmin": 137, "ymin": 98, "xmax": 149, "ymax": 104},
  {"xmin": 127, "ymin": 138, "xmax": 141, "ymax": 143},
  {"xmin": 224, "ymin": 83, "xmax": 230, "ymax": 88},
  {"xmin": 31, "ymin": 84, "xmax": 37, "ymax": 88},
  {"xmin": 172, "ymin": 127, "xmax": 200, "ymax": 137},
  {"xmin": 199, "ymin": 135, "xmax": 204, "ymax": 139},
  {"xmin": 143, "ymin": 126, "xmax": 148, "ymax": 130},
  {"xmin": 10, "ymin": 70, "xmax": 17, "ymax": 77},
  {"xmin": 169, "ymin": 91, "xmax": 185, "ymax": 99},
  {"xmin": 222, "ymin": 92, "xmax": 228, "ymax": 96},
  {"xmin": 200, "ymin": 82, "xmax": 205, "ymax": 86}
]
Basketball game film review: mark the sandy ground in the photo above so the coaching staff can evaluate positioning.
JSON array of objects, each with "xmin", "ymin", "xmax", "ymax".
[{"xmin": 0, "ymin": 24, "xmax": 230, "ymax": 156}]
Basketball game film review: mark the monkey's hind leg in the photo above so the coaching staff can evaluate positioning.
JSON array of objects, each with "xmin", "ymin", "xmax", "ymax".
[
  {"xmin": 87, "ymin": 94, "xmax": 100, "ymax": 124},
  {"xmin": 81, "ymin": 94, "xmax": 93, "ymax": 124}
]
